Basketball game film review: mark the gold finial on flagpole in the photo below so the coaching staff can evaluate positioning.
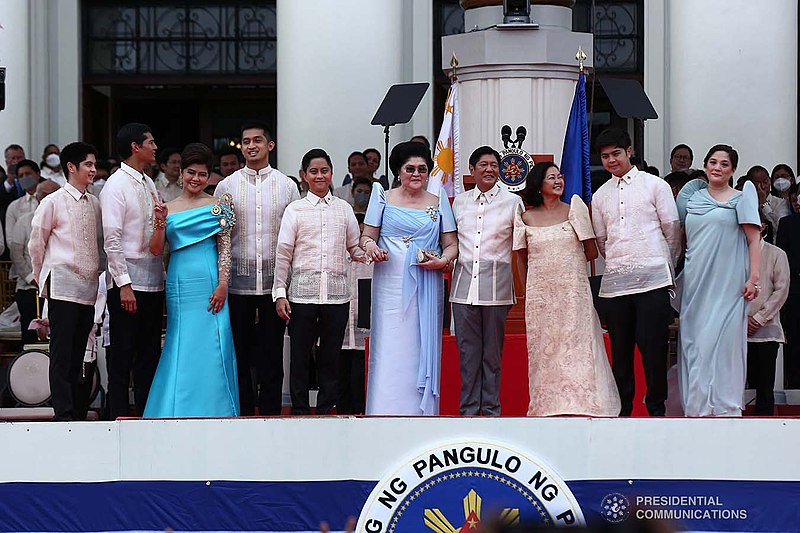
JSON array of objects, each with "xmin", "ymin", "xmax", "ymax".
[
  {"xmin": 450, "ymin": 52, "xmax": 459, "ymax": 83},
  {"xmin": 576, "ymin": 46, "xmax": 587, "ymax": 73}
]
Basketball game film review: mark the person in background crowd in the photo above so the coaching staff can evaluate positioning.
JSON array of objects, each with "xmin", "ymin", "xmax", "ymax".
[
  {"xmin": 664, "ymin": 171, "xmax": 692, "ymax": 199},
  {"xmin": 89, "ymin": 160, "xmax": 111, "ymax": 196},
  {"xmin": 214, "ymin": 121, "xmax": 300, "ymax": 416},
  {"xmin": 677, "ymin": 144, "xmax": 761, "ymax": 417},
  {"xmin": 40, "ymin": 144, "xmax": 66, "ymax": 185},
  {"xmin": 273, "ymin": 148, "xmax": 365, "ymax": 415},
  {"xmin": 100, "ymin": 123, "xmax": 165, "ymax": 419},
  {"xmin": 8, "ymin": 180, "xmax": 60, "ymax": 344},
  {"xmin": 746, "ymin": 213, "xmax": 789, "ymax": 416},
  {"xmin": 409, "ymin": 135, "xmax": 431, "ymax": 151},
  {"xmin": 591, "ymin": 128, "xmax": 680, "ymax": 417},
  {"xmin": 351, "ymin": 177, "xmax": 372, "ymax": 215},
  {"xmin": 669, "ymin": 143, "xmax": 693, "ymax": 173},
  {"xmin": 630, "ymin": 156, "xmax": 647, "ymax": 171},
  {"xmin": 206, "ymin": 148, "xmax": 243, "ymax": 195},
  {"xmin": 6, "ymin": 160, "xmax": 42, "ymax": 243},
  {"xmin": 689, "ymin": 169, "xmax": 707, "ymax": 183},
  {"xmin": 29, "ymin": 141, "xmax": 105, "ymax": 421},
  {"xmin": 1, "ymin": 145, "xmax": 27, "ymax": 224},
  {"xmin": 218, "ymin": 147, "xmax": 244, "ymax": 178},
  {"xmin": 361, "ymin": 141, "xmax": 457, "ymax": 415},
  {"xmin": 364, "ymin": 147, "xmax": 389, "ymax": 190},
  {"xmin": 645, "ymin": 165, "xmax": 661, "ymax": 177},
  {"xmin": 339, "ymin": 211, "xmax": 372, "ymax": 415},
  {"xmin": 154, "ymin": 147, "xmax": 182, "ymax": 202},
  {"xmin": 515, "ymin": 161, "xmax": 620, "ymax": 417},
  {"xmin": 747, "ymin": 165, "xmax": 790, "ymax": 240},
  {"xmin": 771, "ymin": 164, "xmax": 795, "ymax": 195},
  {"xmin": 6, "ymin": 159, "xmax": 44, "ymax": 343},
  {"xmin": 776, "ymin": 182, "xmax": 800, "ymax": 389},
  {"xmin": 144, "ymin": 143, "xmax": 239, "ymax": 418},
  {"xmin": 451, "ymin": 146, "xmax": 523, "ymax": 417},
  {"xmin": 335, "ymin": 151, "xmax": 371, "ymax": 200}
]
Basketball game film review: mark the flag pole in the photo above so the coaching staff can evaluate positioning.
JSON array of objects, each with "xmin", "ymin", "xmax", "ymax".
[
  {"xmin": 450, "ymin": 52, "xmax": 458, "ymax": 83},
  {"xmin": 575, "ymin": 46, "xmax": 597, "ymax": 276}
]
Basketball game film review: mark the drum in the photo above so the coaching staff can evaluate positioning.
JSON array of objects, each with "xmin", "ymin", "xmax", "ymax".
[{"xmin": 7, "ymin": 349, "xmax": 51, "ymax": 407}]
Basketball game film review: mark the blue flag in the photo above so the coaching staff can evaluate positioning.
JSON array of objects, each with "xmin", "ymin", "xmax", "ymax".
[{"xmin": 560, "ymin": 73, "xmax": 592, "ymax": 203}]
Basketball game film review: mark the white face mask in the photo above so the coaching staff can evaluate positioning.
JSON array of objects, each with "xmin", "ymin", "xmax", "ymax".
[
  {"xmin": 774, "ymin": 177, "xmax": 791, "ymax": 192},
  {"xmin": 45, "ymin": 153, "xmax": 61, "ymax": 168}
]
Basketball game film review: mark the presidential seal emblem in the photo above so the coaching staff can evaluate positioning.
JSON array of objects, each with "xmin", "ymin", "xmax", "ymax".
[
  {"xmin": 356, "ymin": 441, "xmax": 585, "ymax": 532},
  {"xmin": 497, "ymin": 125, "xmax": 534, "ymax": 192}
]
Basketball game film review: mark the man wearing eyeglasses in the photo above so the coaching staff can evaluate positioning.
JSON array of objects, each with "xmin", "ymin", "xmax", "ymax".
[{"xmin": 449, "ymin": 146, "xmax": 524, "ymax": 416}]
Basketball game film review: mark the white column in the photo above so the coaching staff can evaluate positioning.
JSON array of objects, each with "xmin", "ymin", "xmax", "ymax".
[
  {"xmin": 0, "ymin": 0, "xmax": 80, "ymax": 160},
  {"xmin": 0, "ymin": 0, "xmax": 32, "ymax": 156},
  {"xmin": 49, "ymin": 0, "xmax": 81, "ymax": 148},
  {"xmin": 277, "ymin": 0, "xmax": 410, "ymax": 184},
  {"xmin": 645, "ymin": 0, "xmax": 797, "ymax": 173}
]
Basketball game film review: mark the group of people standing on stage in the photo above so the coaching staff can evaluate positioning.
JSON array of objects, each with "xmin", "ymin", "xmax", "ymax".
[{"xmin": 20, "ymin": 118, "xmax": 794, "ymax": 420}]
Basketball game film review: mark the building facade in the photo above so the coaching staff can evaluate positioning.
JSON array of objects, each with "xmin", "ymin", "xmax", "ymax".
[{"xmin": 0, "ymin": 0, "xmax": 796, "ymax": 179}]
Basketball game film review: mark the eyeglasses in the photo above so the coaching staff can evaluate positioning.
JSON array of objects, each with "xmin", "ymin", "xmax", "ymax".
[{"xmin": 403, "ymin": 165, "xmax": 429, "ymax": 175}]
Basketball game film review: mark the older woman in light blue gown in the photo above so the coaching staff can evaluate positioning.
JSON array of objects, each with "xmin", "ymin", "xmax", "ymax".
[
  {"xmin": 360, "ymin": 141, "xmax": 458, "ymax": 415},
  {"xmin": 677, "ymin": 144, "xmax": 761, "ymax": 417}
]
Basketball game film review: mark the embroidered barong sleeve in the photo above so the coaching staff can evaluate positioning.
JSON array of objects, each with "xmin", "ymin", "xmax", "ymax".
[
  {"xmin": 753, "ymin": 250, "xmax": 790, "ymax": 327},
  {"xmin": 271, "ymin": 206, "xmax": 297, "ymax": 301},
  {"xmin": 27, "ymin": 198, "xmax": 54, "ymax": 285},
  {"xmin": 101, "ymin": 180, "xmax": 132, "ymax": 287},
  {"xmin": 655, "ymin": 181, "xmax": 681, "ymax": 266},
  {"xmin": 591, "ymin": 201, "xmax": 608, "ymax": 258}
]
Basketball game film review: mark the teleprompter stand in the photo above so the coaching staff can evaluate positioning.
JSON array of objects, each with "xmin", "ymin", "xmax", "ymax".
[{"xmin": 371, "ymin": 83, "xmax": 429, "ymax": 181}]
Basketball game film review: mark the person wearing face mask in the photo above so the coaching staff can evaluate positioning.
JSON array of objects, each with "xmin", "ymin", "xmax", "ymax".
[
  {"xmin": 5, "ymin": 160, "xmax": 43, "ymax": 251},
  {"xmin": 40, "ymin": 144, "xmax": 66, "ymax": 186},
  {"xmin": 771, "ymin": 164, "xmax": 795, "ymax": 195},
  {"xmin": 351, "ymin": 177, "xmax": 372, "ymax": 214},
  {"xmin": 5, "ymin": 159, "xmax": 48, "ymax": 343},
  {"xmin": 747, "ymin": 165, "xmax": 790, "ymax": 241}
]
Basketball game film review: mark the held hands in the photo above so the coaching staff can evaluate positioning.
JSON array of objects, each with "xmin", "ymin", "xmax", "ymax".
[
  {"xmin": 364, "ymin": 241, "xmax": 389, "ymax": 264},
  {"xmin": 276, "ymin": 297, "xmax": 292, "ymax": 322},
  {"xmin": 742, "ymin": 279, "xmax": 760, "ymax": 301},
  {"xmin": 208, "ymin": 283, "xmax": 228, "ymax": 314}
]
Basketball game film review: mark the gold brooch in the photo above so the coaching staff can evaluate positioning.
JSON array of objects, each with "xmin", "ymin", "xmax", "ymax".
[{"xmin": 211, "ymin": 205, "xmax": 222, "ymax": 216}]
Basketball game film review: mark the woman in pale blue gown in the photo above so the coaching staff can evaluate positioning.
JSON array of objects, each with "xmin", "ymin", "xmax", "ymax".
[
  {"xmin": 360, "ymin": 142, "xmax": 458, "ymax": 415},
  {"xmin": 677, "ymin": 144, "xmax": 761, "ymax": 417},
  {"xmin": 144, "ymin": 143, "xmax": 239, "ymax": 417}
]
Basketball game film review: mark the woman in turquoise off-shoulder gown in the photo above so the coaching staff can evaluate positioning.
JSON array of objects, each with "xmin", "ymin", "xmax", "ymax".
[{"xmin": 144, "ymin": 143, "xmax": 239, "ymax": 418}]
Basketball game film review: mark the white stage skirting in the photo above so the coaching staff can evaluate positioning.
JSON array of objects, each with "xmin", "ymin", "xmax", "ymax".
[{"xmin": 1, "ymin": 417, "xmax": 798, "ymax": 532}]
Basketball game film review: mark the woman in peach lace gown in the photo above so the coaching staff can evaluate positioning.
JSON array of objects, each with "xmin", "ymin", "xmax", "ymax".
[{"xmin": 514, "ymin": 162, "xmax": 620, "ymax": 416}]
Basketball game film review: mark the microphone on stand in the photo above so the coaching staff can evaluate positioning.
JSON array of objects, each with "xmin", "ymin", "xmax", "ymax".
[
  {"xmin": 515, "ymin": 126, "xmax": 527, "ymax": 149},
  {"xmin": 501, "ymin": 125, "xmax": 512, "ymax": 149}
]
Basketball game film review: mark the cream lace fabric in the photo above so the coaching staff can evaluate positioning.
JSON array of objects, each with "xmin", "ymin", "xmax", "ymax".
[
  {"xmin": 215, "ymin": 194, "xmax": 235, "ymax": 285},
  {"xmin": 514, "ymin": 199, "xmax": 620, "ymax": 417}
]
